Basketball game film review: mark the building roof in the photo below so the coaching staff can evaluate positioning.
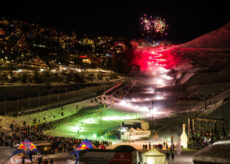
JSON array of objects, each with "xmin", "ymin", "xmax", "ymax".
[
  {"xmin": 113, "ymin": 145, "xmax": 136, "ymax": 152},
  {"xmin": 193, "ymin": 137, "xmax": 230, "ymax": 163}
]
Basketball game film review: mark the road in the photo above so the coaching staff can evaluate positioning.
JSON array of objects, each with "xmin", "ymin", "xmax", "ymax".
[{"xmin": 110, "ymin": 67, "xmax": 178, "ymax": 119}]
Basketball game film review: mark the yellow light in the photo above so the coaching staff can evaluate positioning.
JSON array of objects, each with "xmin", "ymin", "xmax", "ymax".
[
  {"xmin": 180, "ymin": 124, "xmax": 188, "ymax": 148},
  {"xmin": 146, "ymin": 157, "xmax": 154, "ymax": 164}
]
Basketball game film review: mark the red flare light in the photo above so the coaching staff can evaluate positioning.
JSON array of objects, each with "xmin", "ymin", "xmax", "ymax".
[{"xmin": 131, "ymin": 45, "xmax": 181, "ymax": 71}]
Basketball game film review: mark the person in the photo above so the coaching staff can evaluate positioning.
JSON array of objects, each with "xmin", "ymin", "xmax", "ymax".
[
  {"xmin": 149, "ymin": 142, "xmax": 151, "ymax": 149},
  {"xmin": 22, "ymin": 155, "xmax": 25, "ymax": 164},
  {"xmin": 176, "ymin": 142, "xmax": 182, "ymax": 155},
  {"xmin": 171, "ymin": 144, "xmax": 174, "ymax": 151},
  {"xmin": 38, "ymin": 157, "xmax": 42, "ymax": 164},
  {"xmin": 159, "ymin": 144, "xmax": 162, "ymax": 150},
  {"xmin": 10, "ymin": 124, "xmax": 14, "ymax": 131},
  {"xmin": 171, "ymin": 152, "xmax": 174, "ymax": 160},
  {"xmin": 166, "ymin": 152, "xmax": 170, "ymax": 160}
]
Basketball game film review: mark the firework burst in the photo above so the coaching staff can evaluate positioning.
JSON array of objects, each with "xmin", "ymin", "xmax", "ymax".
[
  {"xmin": 153, "ymin": 17, "xmax": 168, "ymax": 36},
  {"xmin": 140, "ymin": 14, "xmax": 168, "ymax": 36},
  {"xmin": 140, "ymin": 14, "xmax": 155, "ymax": 33}
]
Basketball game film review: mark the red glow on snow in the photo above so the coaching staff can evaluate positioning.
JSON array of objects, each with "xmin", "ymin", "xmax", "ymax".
[
  {"xmin": 79, "ymin": 55, "xmax": 87, "ymax": 59},
  {"xmin": 131, "ymin": 45, "xmax": 182, "ymax": 71}
]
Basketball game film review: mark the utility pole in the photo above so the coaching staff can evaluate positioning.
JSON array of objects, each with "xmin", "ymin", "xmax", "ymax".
[
  {"xmin": 65, "ymin": 88, "xmax": 67, "ymax": 100},
  {"xmin": 38, "ymin": 92, "xmax": 41, "ymax": 107},
  {"xmin": 17, "ymin": 96, "xmax": 19, "ymax": 117},
  {"xmin": 148, "ymin": 107, "xmax": 151, "ymax": 129},
  {"xmin": 204, "ymin": 97, "xmax": 207, "ymax": 111},
  {"xmin": 100, "ymin": 106, "xmax": 102, "ymax": 136},
  {"xmin": 48, "ymin": 91, "xmax": 50, "ymax": 104},
  {"xmin": 99, "ymin": 104, "xmax": 102, "ymax": 137},
  {"xmin": 60, "ymin": 88, "xmax": 62, "ymax": 107},
  {"xmin": 4, "ymin": 96, "xmax": 6, "ymax": 115},
  {"xmin": 28, "ymin": 94, "xmax": 30, "ymax": 108},
  {"xmin": 57, "ymin": 88, "xmax": 60, "ymax": 104},
  {"xmin": 151, "ymin": 101, "xmax": 154, "ymax": 130}
]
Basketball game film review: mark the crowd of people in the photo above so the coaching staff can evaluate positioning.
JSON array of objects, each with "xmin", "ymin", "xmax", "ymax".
[
  {"xmin": 0, "ymin": 123, "xmax": 110, "ymax": 155},
  {"xmin": 188, "ymin": 131, "xmax": 220, "ymax": 149},
  {"xmin": 142, "ymin": 142, "xmax": 164, "ymax": 150}
]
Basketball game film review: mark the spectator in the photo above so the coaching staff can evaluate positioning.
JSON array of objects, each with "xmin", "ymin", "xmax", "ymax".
[
  {"xmin": 149, "ymin": 142, "xmax": 151, "ymax": 149},
  {"xmin": 166, "ymin": 152, "xmax": 170, "ymax": 160},
  {"xmin": 171, "ymin": 152, "xmax": 174, "ymax": 160}
]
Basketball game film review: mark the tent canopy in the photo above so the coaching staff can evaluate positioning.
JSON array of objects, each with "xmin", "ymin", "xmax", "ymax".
[
  {"xmin": 129, "ymin": 128, "xmax": 136, "ymax": 132},
  {"xmin": 13, "ymin": 139, "xmax": 40, "ymax": 155},
  {"xmin": 136, "ymin": 128, "xmax": 144, "ymax": 131},
  {"xmin": 142, "ymin": 148, "xmax": 167, "ymax": 164},
  {"xmin": 143, "ymin": 148, "xmax": 166, "ymax": 157},
  {"xmin": 4, "ymin": 139, "xmax": 40, "ymax": 163},
  {"xmin": 70, "ymin": 138, "xmax": 96, "ymax": 155},
  {"xmin": 70, "ymin": 139, "xmax": 97, "ymax": 164}
]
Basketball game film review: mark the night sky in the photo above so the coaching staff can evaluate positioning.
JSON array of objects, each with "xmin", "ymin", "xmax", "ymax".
[{"xmin": 2, "ymin": 1, "xmax": 230, "ymax": 43}]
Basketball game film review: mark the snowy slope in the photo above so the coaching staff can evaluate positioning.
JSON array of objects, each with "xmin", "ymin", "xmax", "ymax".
[{"xmin": 181, "ymin": 22, "xmax": 230, "ymax": 49}]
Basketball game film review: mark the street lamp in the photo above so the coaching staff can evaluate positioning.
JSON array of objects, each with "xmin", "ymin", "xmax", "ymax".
[
  {"xmin": 98, "ymin": 102, "xmax": 103, "ymax": 136},
  {"xmin": 148, "ymin": 107, "xmax": 151, "ymax": 129},
  {"xmin": 151, "ymin": 101, "xmax": 154, "ymax": 129},
  {"xmin": 149, "ymin": 101, "xmax": 154, "ymax": 131}
]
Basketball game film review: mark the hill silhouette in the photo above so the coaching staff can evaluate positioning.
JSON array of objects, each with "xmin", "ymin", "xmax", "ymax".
[{"xmin": 181, "ymin": 22, "xmax": 230, "ymax": 49}]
